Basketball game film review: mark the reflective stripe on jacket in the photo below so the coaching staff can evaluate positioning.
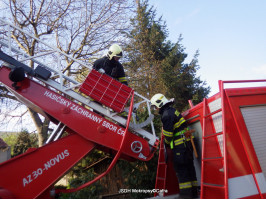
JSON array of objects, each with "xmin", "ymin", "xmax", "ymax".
[{"xmin": 159, "ymin": 105, "xmax": 188, "ymax": 148}]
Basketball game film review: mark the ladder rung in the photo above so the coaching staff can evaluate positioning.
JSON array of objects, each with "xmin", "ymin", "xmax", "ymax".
[
  {"xmin": 202, "ymin": 182, "xmax": 225, "ymax": 189},
  {"xmin": 203, "ymin": 131, "xmax": 223, "ymax": 139},
  {"xmin": 203, "ymin": 157, "xmax": 223, "ymax": 161},
  {"xmin": 204, "ymin": 108, "xmax": 222, "ymax": 118}
]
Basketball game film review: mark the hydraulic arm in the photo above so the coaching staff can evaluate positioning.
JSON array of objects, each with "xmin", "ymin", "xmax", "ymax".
[{"xmin": 0, "ymin": 63, "xmax": 158, "ymax": 198}]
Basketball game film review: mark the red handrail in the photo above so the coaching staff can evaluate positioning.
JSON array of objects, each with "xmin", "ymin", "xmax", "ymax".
[
  {"xmin": 56, "ymin": 91, "xmax": 135, "ymax": 194},
  {"xmin": 220, "ymin": 79, "xmax": 266, "ymax": 84},
  {"xmin": 219, "ymin": 81, "xmax": 228, "ymax": 199}
]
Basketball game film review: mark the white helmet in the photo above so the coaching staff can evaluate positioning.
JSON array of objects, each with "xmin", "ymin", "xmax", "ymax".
[
  {"xmin": 107, "ymin": 44, "xmax": 123, "ymax": 60},
  {"xmin": 150, "ymin": 93, "xmax": 170, "ymax": 109}
]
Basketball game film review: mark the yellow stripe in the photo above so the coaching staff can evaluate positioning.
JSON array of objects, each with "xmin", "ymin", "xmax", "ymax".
[
  {"xmin": 165, "ymin": 139, "xmax": 170, "ymax": 144},
  {"xmin": 174, "ymin": 138, "xmax": 184, "ymax": 146},
  {"xmin": 192, "ymin": 181, "xmax": 198, "ymax": 186},
  {"xmin": 163, "ymin": 130, "xmax": 173, "ymax": 137},
  {"xmin": 179, "ymin": 182, "xmax": 192, "ymax": 189},
  {"xmin": 118, "ymin": 77, "xmax": 127, "ymax": 82},
  {"xmin": 175, "ymin": 110, "xmax": 180, "ymax": 116},
  {"xmin": 174, "ymin": 117, "xmax": 186, "ymax": 129}
]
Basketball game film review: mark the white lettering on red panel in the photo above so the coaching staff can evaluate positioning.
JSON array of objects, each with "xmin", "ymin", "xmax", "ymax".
[
  {"xmin": 43, "ymin": 90, "xmax": 125, "ymax": 135},
  {"xmin": 44, "ymin": 91, "xmax": 103, "ymax": 124},
  {"xmin": 22, "ymin": 149, "xmax": 69, "ymax": 187}
]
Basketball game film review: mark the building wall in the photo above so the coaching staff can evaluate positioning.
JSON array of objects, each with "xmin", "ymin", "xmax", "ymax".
[{"xmin": 0, "ymin": 147, "xmax": 11, "ymax": 163}]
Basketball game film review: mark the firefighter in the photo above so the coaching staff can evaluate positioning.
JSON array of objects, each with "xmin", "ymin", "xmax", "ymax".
[
  {"xmin": 93, "ymin": 44, "xmax": 128, "ymax": 85},
  {"xmin": 151, "ymin": 93, "xmax": 198, "ymax": 199}
]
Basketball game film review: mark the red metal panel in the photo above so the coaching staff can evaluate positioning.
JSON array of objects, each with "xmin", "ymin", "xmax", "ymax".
[
  {"xmin": 0, "ymin": 134, "xmax": 95, "ymax": 199},
  {"xmin": 225, "ymin": 89, "xmax": 266, "ymax": 177},
  {"xmin": 223, "ymin": 84, "xmax": 266, "ymax": 198},
  {"xmin": 79, "ymin": 69, "xmax": 133, "ymax": 113}
]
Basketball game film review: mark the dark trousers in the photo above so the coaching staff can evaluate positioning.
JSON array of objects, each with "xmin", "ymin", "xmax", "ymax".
[{"xmin": 172, "ymin": 141, "xmax": 198, "ymax": 198}]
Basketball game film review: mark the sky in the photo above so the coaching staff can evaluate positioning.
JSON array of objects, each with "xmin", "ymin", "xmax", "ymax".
[{"xmin": 152, "ymin": 0, "xmax": 266, "ymax": 96}]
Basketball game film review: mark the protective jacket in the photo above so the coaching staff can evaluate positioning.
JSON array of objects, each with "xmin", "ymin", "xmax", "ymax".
[
  {"xmin": 159, "ymin": 104, "xmax": 198, "ymax": 198},
  {"xmin": 159, "ymin": 104, "xmax": 188, "ymax": 148},
  {"xmin": 93, "ymin": 56, "xmax": 128, "ymax": 85}
]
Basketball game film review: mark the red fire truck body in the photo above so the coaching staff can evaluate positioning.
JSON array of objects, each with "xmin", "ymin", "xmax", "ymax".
[{"xmin": 155, "ymin": 80, "xmax": 266, "ymax": 199}]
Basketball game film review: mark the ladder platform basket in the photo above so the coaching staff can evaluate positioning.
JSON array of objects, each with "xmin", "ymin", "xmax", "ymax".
[{"xmin": 79, "ymin": 69, "xmax": 133, "ymax": 113}]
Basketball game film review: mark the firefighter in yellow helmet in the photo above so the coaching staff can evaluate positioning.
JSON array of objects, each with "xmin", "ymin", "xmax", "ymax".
[
  {"xmin": 151, "ymin": 93, "xmax": 198, "ymax": 199},
  {"xmin": 93, "ymin": 44, "xmax": 128, "ymax": 85}
]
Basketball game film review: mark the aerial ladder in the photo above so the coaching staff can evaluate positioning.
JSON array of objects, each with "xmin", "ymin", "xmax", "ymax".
[{"xmin": 0, "ymin": 19, "xmax": 159, "ymax": 198}]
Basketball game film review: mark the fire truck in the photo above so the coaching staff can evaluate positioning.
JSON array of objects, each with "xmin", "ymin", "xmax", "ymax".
[
  {"xmin": 1, "ymin": 19, "xmax": 266, "ymax": 199},
  {"xmin": 155, "ymin": 79, "xmax": 266, "ymax": 199}
]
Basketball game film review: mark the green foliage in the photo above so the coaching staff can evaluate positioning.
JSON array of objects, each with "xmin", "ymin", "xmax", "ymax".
[
  {"xmin": 58, "ymin": 168, "xmax": 104, "ymax": 199},
  {"xmin": 124, "ymin": 0, "xmax": 210, "ymax": 111},
  {"xmin": 161, "ymin": 45, "xmax": 210, "ymax": 111},
  {"xmin": 117, "ymin": 153, "xmax": 159, "ymax": 198},
  {"xmin": 112, "ymin": 106, "xmax": 161, "ymax": 198},
  {"xmin": 3, "ymin": 130, "xmax": 38, "ymax": 157},
  {"xmin": 124, "ymin": 0, "xmax": 169, "ymax": 96},
  {"xmin": 1, "ymin": 132, "xmax": 18, "ymax": 155},
  {"xmin": 57, "ymin": 150, "xmax": 108, "ymax": 199}
]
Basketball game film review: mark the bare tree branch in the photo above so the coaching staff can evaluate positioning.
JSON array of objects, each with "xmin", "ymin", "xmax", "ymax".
[{"xmin": 0, "ymin": 0, "xmax": 135, "ymax": 146}]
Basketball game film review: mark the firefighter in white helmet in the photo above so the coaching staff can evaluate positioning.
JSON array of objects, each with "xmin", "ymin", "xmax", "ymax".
[
  {"xmin": 151, "ymin": 93, "xmax": 198, "ymax": 199},
  {"xmin": 93, "ymin": 44, "xmax": 128, "ymax": 85}
]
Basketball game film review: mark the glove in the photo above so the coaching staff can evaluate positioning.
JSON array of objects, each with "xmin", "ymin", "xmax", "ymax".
[
  {"xmin": 98, "ymin": 68, "xmax": 105, "ymax": 74},
  {"xmin": 184, "ymin": 130, "xmax": 192, "ymax": 138}
]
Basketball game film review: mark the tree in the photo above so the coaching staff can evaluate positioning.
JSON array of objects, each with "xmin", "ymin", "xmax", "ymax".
[
  {"xmin": 13, "ymin": 129, "xmax": 38, "ymax": 157},
  {"xmin": 161, "ymin": 40, "xmax": 210, "ymax": 111},
  {"xmin": 124, "ymin": 0, "xmax": 210, "ymax": 111},
  {"xmin": 124, "ymin": 0, "xmax": 169, "ymax": 96},
  {"xmin": 0, "ymin": 0, "xmax": 135, "ymax": 146},
  {"xmin": 117, "ymin": 153, "xmax": 159, "ymax": 198}
]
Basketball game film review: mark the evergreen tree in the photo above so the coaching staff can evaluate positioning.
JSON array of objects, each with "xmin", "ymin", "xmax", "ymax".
[
  {"xmin": 124, "ymin": 0, "xmax": 169, "ymax": 97},
  {"xmin": 13, "ymin": 130, "xmax": 38, "ymax": 157},
  {"xmin": 117, "ymin": 154, "xmax": 159, "ymax": 198},
  {"xmin": 118, "ymin": 2, "xmax": 210, "ymax": 196},
  {"xmin": 124, "ymin": 0, "xmax": 210, "ymax": 111},
  {"xmin": 161, "ymin": 40, "xmax": 210, "ymax": 111}
]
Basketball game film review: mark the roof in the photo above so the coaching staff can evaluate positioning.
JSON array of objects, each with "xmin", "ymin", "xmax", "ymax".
[{"xmin": 0, "ymin": 138, "xmax": 8, "ymax": 149}]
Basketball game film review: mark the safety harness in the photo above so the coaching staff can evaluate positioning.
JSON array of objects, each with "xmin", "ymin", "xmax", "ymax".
[{"xmin": 170, "ymin": 127, "xmax": 193, "ymax": 149}]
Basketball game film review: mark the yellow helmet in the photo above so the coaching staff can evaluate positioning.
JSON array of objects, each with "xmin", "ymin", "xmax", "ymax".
[
  {"xmin": 150, "ymin": 93, "xmax": 169, "ymax": 109},
  {"xmin": 107, "ymin": 44, "xmax": 123, "ymax": 60}
]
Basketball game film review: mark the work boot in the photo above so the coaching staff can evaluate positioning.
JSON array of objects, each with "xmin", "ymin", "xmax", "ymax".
[
  {"xmin": 192, "ymin": 186, "xmax": 199, "ymax": 198},
  {"xmin": 178, "ymin": 190, "xmax": 193, "ymax": 199}
]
